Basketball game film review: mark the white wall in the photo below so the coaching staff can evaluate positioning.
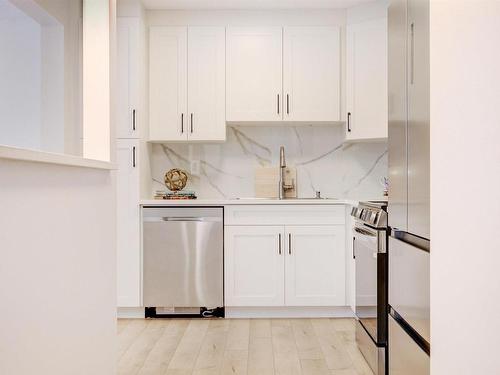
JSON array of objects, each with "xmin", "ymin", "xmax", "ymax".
[
  {"xmin": 150, "ymin": 125, "xmax": 388, "ymax": 200},
  {"xmin": 0, "ymin": 0, "xmax": 82, "ymax": 156},
  {"xmin": 146, "ymin": 9, "xmax": 346, "ymax": 26},
  {"xmin": 0, "ymin": 159, "xmax": 116, "ymax": 375},
  {"xmin": 0, "ymin": 1, "xmax": 42, "ymax": 150},
  {"xmin": 83, "ymin": 0, "xmax": 111, "ymax": 161},
  {"xmin": 430, "ymin": 1, "xmax": 500, "ymax": 374},
  {"xmin": 0, "ymin": 0, "xmax": 116, "ymax": 374},
  {"xmin": 41, "ymin": 24, "xmax": 65, "ymax": 153},
  {"xmin": 346, "ymin": 0, "xmax": 388, "ymax": 23}
]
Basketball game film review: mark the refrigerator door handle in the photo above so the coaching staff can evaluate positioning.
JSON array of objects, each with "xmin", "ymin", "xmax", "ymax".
[{"xmin": 410, "ymin": 22, "xmax": 415, "ymax": 85}]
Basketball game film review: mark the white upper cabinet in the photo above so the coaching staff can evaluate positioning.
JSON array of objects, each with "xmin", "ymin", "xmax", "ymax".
[
  {"xmin": 226, "ymin": 26, "xmax": 340, "ymax": 124},
  {"xmin": 149, "ymin": 26, "xmax": 226, "ymax": 142},
  {"xmin": 149, "ymin": 26, "xmax": 187, "ymax": 141},
  {"xmin": 345, "ymin": 17, "xmax": 388, "ymax": 141},
  {"xmin": 117, "ymin": 18, "xmax": 140, "ymax": 139},
  {"xmin": 283, "ymin": 26, "xmax": 341, "ymax": 122},
  {"xmin": 187, "ymin": 27, "xmax": 226, "ymax": 141},
  {"xmin": 285, "ymin": 225, "xmax": 346, "ymax": 306},
  {"xmin": 226, "ymin": 27, "xmax": 283, "ymax": 123}
]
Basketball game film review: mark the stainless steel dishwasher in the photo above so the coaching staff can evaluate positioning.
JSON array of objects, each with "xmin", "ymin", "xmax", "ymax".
[{"xmin": 142, "ymin": 207, "xmax": 224, "ymax": 318}]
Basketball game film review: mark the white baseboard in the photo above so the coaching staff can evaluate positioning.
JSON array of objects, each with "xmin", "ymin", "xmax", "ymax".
[
  {"xmin": 117, "ymin": 307, "xmax": 145, "ymax": 319},
  {"xmin": 117, "ymin": 306, "xmax": 355, "ymax": 319},
  {"xmin": 225, "ymin": 306, "xmax": 355, "ymax": 319}
]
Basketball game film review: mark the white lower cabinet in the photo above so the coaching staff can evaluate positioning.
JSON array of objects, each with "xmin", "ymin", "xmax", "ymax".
[
  {"xmin": 224, "ymin": 224, "xmax": 345, "ymax": 307},
  {"xmin": 224, "ymin": 226, "xmax": 285, "ymax": 306},
  {"xmin": 285, "ymin": 226, "xmax": 345, "ymax": 306},
  {"xmin": 116, "ymin": 139, "xmax": 141, "ymax": 307}
]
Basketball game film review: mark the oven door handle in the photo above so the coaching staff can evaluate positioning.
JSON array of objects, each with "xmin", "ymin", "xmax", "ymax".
[{"xmin": 353, "ymin": 227, "xmax": 376, "ymax": 237}]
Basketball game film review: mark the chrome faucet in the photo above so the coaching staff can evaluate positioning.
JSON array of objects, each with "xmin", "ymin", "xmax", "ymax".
[{"xmin": 278, "ymin": 146, "xmax": 294, "ymax": 199}]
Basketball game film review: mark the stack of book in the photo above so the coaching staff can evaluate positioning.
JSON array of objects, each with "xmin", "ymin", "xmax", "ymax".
[{"xmin": 154, "ymin": 190, "xmax": 197, "ymax": 200}]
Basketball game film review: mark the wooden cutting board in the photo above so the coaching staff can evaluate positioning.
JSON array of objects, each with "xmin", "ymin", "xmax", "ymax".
[{"xmin": 255, "ymin": 166, "xmax": 297, "ymax": 198}]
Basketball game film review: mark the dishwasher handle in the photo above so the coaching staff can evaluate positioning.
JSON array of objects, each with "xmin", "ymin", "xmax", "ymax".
[{"xmin": 144, "ymin": 216, "xmax": 222, "ymax": 222}]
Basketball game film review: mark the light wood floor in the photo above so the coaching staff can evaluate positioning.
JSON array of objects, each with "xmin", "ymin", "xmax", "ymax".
[{"xmin": 117, "ymin": 318, "xmax": 374, "ymax": 375}]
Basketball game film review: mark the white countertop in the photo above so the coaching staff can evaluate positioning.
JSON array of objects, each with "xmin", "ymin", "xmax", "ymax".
[{"xmin": 140, "ymin": 198, "xmax": 369, "ymax": 206}]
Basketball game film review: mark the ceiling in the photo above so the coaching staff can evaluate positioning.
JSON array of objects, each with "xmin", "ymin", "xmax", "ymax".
[{"xmin": 142, "ymin": 0, "xmax": 377, "ymax": 10}]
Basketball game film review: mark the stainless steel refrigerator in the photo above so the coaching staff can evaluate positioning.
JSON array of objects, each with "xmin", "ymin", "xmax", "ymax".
[{"xmin": 388, "ymin": 0, "xmax": 430, "ymax": 373}]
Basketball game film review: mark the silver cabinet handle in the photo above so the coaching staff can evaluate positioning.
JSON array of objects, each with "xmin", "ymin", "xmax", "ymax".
[
  {"xmin": 278, "ymin": 233, "xmax": 282, "ymax": 255},
  {"xmin": 132, "ymin": 109, "xmax": 136, "ymax": 131},
  {"xmin": 143, "ymin": 217, "xmax": 222, "ymax": 222},
  {"xmin": 410, "ymin": 22, "xmax": 415, "ymax": 85},
  {"xmin": 181, "ymin": 113, "xmax": 184, "ymax": 133},
  {"xmin": 190, "ymin": 113, "xmax": 193, "ymax": 133},
  {"xmin": 163, "ymin": 217, "xmax": 221, "ymax": 222},
  {"xmin": 286, "ymin": 94, "xmax": 290, "ymax": 115},
  {"xmin": 132, "ymin": 146, "xmax": 136, "ymax": 168},
  {"xmin": 288, "ymin": 233, "xmax": 292, "ymax": 255},
  {"xmin": 277, "ymin": 94, "xmax": 280, "ymax": 114},
  {"xmin": 347, "ymin": 112, "xmax": 352, "ymax": 132}
]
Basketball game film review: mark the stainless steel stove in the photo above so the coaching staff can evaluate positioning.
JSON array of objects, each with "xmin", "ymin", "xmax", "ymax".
[{"xmin": 351, "ymin": 201, "xmax": 388, "ymax": 375}]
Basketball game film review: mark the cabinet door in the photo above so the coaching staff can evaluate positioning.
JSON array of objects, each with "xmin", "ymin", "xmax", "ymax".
[
  {"xmin": 117, "ymin": 18, "xmax": 140, "ymax": 139},
  {"xmin": 285, "ymin": 226, "xmax": 345, "ymax": 306},
  {"xmin": 187, "ymin": 27, "xmax": 226, "ymax": 141},
  {"xmin": 283, "ymin": 27, "xmax": 340, "ymax": 122},
  {"xmin": 346, "ymin": 18, "xmax": 388, "ymax": 141},
  {"xmin": 225, "ymin": 226, "xmax": 285, "ymax": 306},
  {"xmin": 388, "ymin": 0, "xmax": 408, "ymax": 232},
  {"xmin": 407, "ymin": 0, "xmax": 430, "ymax": 239},
  {"xmin": 116, "ymin": 140, "xmax": 141, "ymax": 307},
  {"xmin": 226, "ymin": 27, "xmax": 282, "ymax": 122},
  {"xmin": 149, "ymin": 26, "xmax": 187, "ymax": 141}
]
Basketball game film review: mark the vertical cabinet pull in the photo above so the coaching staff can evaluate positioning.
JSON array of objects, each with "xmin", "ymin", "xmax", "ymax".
[
  {"xmin": 277, "ymin": 94, "xmax": 280, "ymax": 114},
  {"xmin": 352, "ymin": 237, "xmax": 355, "ymax": 259},
  {"xmin": 278, "ymin": 233, "xmax": 282, "ymax": 255},
  {"xmin": 181, "ymin": 113, "xmax": 184, "ymax": 133},
  {"xmin": 288, "ymin": 233, "xmax": 292, "ymax": 255},
  {"xmin": 410, "ymin": 22, "xmax": 415, "ymax": 85},
  {"xmin": 347, "ymin": 112, "xmax": 352, "ymax": 132},
  {"xmin": 132, "ymin": 146, "xmax": 136, "ymax": 168},
  {"xmin": 132, "ymin": 109, "xmax": 136, "ymax": 131},
  {"xmin": 190, "ymin": 113, "xmax": 193, "ymax": 133},
  {"xmin": 286, "ymin": 94, "xmax": 290, "ymax": 115}
]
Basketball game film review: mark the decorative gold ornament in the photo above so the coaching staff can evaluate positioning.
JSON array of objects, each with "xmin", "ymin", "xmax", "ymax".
[{"xmin": 164, "ymin": 168, "xmax": 188, "ymax": 191}]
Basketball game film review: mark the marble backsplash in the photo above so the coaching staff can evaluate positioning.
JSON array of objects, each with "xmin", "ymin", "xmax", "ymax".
[{"xmin": 150, "ymin": 125, "xmax": 388, "ymax": 200}]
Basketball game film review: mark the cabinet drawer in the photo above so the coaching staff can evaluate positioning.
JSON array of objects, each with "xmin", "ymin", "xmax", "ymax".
[
  {"xmin": 224, "ymin": 205, "xmax": 345, "ymax": 226},
  {"xmin": 389, "ymin": 314, "xmax": 430, "ymax": 375},
  {"xmin": 389, "ymin": 236, "xmax": 430, "ymax": 343}
]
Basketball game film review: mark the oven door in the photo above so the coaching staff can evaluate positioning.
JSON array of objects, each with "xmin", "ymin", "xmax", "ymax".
[{"xmin": 354, "ymin": 223, "xmax": 387, "ymax": 344}]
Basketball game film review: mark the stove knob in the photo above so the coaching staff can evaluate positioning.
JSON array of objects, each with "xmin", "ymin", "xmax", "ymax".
[
  {"xmin": 354, "ymin": 208, "xmax": 360, "ymax": 218},
  {"xmin": 362, "ymin": 209, "xmax": 368, "ymax": 221},
  {"xmin": 371, "ymin": 212, "xmax": 378, "ymax": 224}
]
